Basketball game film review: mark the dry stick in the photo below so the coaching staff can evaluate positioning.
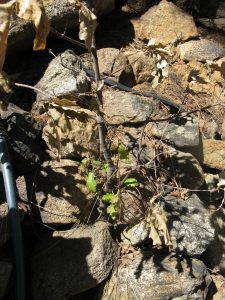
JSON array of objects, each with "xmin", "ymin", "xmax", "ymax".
[
  {"xmin": 50, "ymin": 27, "xmax": 86, "ymax": 49},
  {"xmin": 89, "ymin": 31, "xmax": 115, "ymax": 188},
  {"xmin": 14, "ymin": 82, "xmax": 52, "ymax": 98}
]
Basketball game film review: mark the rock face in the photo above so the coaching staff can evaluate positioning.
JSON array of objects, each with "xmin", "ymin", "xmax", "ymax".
[
  {"xmin": 0, "ymin": 260, "xmax": 13, "ymax": 299},
  {"xmin": 202, "ymin": 139, "xmax": 225, "ymax": 170},
  {"xmin": 97, "ymin": 48, "xmax": 134, "ymax": 86},
  {"xmin": 99, "ymin": 253, "xmax": 212, "ymax": 300},
  {"xmin": 178, "ymin": 39, "xmax": 225, "ymax": 62},
  {"xmin": 16, "ymin": 160, "xmax": 92, "ymax": 225},
  {"xmin": 164, "ymin": 148, "xmax": 205, "ymax": 189},
  {"xmin": 35, "ymin": 50, "xmax": 89, "ymax": 101},
  {"xmin": 42, "ymin": 106, "xmax": 99, "ymax": 159},
  {"xmin": 102, "ymin": 88, "xmax": 158, "ymax": 125},
  {"xmin": 30, "ymin": 221, "xmax": 116, "ymax": 300},
  {"xmin": 125, "ymin": 50, "xmax": 155, "ymax": 83},
  {"xmin": 133, "ymin": 0, "xmax": 198, "ymax": 46},
  {"xmin": 162, "ymin": 194, "xmax": 215, "ymax": 256},
  {"xmin": 205, "ymin": 207, "xmax": 225, "ymax": 276},
  {"xmin": 147, "ymin": 115, "xmax": 200, "ymax": 148},
  {"xmin": 121, "ymin": 221, "xmax": 150, "ymax": 246},
  {"xmin": 1, "ymin": 109, "xmax": 44, "ymax": 173}
]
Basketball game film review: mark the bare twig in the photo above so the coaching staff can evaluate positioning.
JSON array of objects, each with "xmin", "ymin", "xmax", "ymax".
[
  {"xmin": 14, "ymin": 82, "xmax": 53, "ymax": 98},
  {"xmin": 50, "ymin": 27, "xmax": 86, "ymax": 49}
]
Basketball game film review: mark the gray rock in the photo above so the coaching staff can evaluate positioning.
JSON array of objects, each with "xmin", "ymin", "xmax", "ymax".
[
  {"xmin": 30, "ymin": 221, "xmax": 116, "ymax": 300},
  {"xmin": 0, "ymin": 260, "xmax": 13, "ymax": 299},
  {"xmin": 125, "ymin": 50, "xmax": 155, "ymax": 84},
  {"xmin": 178, "ymin": 39, "xmax": 225, "ymax": 62},
  {"xmin": 2, "ymin": 111, "xmax": 45, "ymax": 173},
  {"xmin": 97, "ymin": 48, "xmax": 135, "ymax": 87},
  {"xmin": 161, "ymin": 193, "xmax": 215, "ymax": 256},
  {"xmin": 35, "ymin": 50, "xmax": 89, "ymax": 101},
  {"xmin": 147, "ymin": 115, "xmax": 200, "ymax": 148},
  {"xmin": 16, "ymin": 160, "xmax": 92, "ymax": 226},
  {"xmin": 99, "ymin": 253, "xmax": 212, "ymax": 300},
  {"xmin": 205, "ymin": 207, "xmax": 225, "ymax": 276},
  {"xmin": 121, "ymin": 221, "xmax": 150, "ymax": 246},
  {"xmin": 103, "ymin": 88, "xmax": 158, "ymax": 125},
  {"xmin": 164, "ymin": 147, "xmax": 204, "ymax": 189}
]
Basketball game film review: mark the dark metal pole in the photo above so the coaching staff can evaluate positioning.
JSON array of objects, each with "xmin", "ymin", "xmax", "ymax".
[{"xmin": 0, "ymin": 121, "xmax": 25, "ymax": 300}]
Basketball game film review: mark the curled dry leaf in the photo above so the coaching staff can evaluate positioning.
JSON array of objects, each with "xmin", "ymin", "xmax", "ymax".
[
  {"xmin": 0, "ymin": 0, "xmax": 49, "ymax": 70},
  {"xmin": 146, "ymin": 204, "xmax": 173, "ymax": 249},
  {"xmin": 0, "ymin": 0, "xmax": 15, "ymax": 69},
  {"xmin": 149, "ymin": 223, "xmax": 162, "ymax": 247},
  {"xmin": 155, "ymin": 206, "xmax": 173, "ymax": 248},
  {"xmin": 15, "ymin": 0, "xmax": 50, "ymax": 50},
  {"xmin": 78, "ymin": 2, "xmax": 98, "ymax": 50}
]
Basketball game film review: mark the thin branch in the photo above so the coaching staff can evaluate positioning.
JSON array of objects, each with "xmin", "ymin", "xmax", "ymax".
[
  {"xmin": 14, "ymin": 82, "xmax": 53, "ymax": 98},
  {"xmin": 50, "ymin": 27, "xmax": 86, "ymax": 49}
]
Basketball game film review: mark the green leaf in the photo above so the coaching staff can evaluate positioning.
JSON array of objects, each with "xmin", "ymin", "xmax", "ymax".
[
  {"xmin": 118, "ymin": 143, "xmax": 129, "ymax": 160},
  {"xmin": 86, "ymin": 172, "xmax": 97, "ymax": 192},
  {"xmin": 107, "ymin": 204, "xmax": 118, "ymax": 220},
  {"xmin": 103, "ymin": 163, "xmax": 109, "ymax": 173},
  {"xmin": 92, "ymin": 160, "xmax": 100, "ymax": 168},
  {"xmin": 124, "ymin": 177, "xmax": 139, "ymax": 187},
  {"xmin": 102, "ymin": 193, "xmax": 113, "ymax": 202},
  {"xmin": 81, "ymin": 158, "xmax": 88, "ymax": 172}
]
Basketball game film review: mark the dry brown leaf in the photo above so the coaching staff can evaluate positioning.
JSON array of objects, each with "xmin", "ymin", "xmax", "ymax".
[
  {"xmin": 155, "ymin": 207, "xmax": 173, "ymax": 248},
  {"xmin": 78, "ymin": 2, "xmax": 98, "ymax": 50},
  {"xmin": 16, "ymin": 0, "xmax": 49, "ymax": 50},
  {"xmin": 0, "ymin": 0, "xmax": 16, "ymax": 69},
  {"xmin": 149, "ymin": 223, "xmax": 162, "ymax": 247}
]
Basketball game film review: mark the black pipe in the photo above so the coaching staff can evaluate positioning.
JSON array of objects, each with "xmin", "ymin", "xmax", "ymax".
[{"xmin": 0, "ymin": 120, "xmax": 25, "ymax": 300}]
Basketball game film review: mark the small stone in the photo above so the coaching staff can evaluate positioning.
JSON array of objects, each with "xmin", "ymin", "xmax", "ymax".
[
  {"xmin": 146, "ymin": 115, "xmax": 200, "ymax": 148},
  {"xmin": 35, "ymin": 50, "xmax": 89, "ymax": 101},
  {"xmin": 97, "ymin": 48, "xmax": 134, "ymax": 86},
  {"xmin": 103, "ymin": 88, "xmax": 158, "ymax": 125},
  {"xmin": 133, "ymin": 0, "xmax": 198, "ymax": 46},
  {"xmin": 206, "ymin": 207, "xmax": 225, "ymax": 276},
  {"xmin": 164, "ymin": 147, "xmax": 205, "ymax": 189},
  {"xmin": 203, "ymin": 139, "xmax": 225, "ymax": 170},
  {"xmin": 178, "ymin": 39, "xmax": 225, "ymax": 62},
  {"xmin": 125, "ymin": 50, "xmax": 155, "ymax": 83},
  {"xmin": 121, "ymin": 221, "xmax": 150, "ymax": 246}
]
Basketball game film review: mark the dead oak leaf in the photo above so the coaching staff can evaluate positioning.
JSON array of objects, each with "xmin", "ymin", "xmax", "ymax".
[
  {"xmin": 16, "ymin": 0, "xmax": 50, "ymax": 50},
  {"xmin": 78, "ymin": 2, "xmax": 98, "ymax": 50},
  {"xmin": 0, "ymin": 0, "xmax": 16, "ymax": 69}
]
